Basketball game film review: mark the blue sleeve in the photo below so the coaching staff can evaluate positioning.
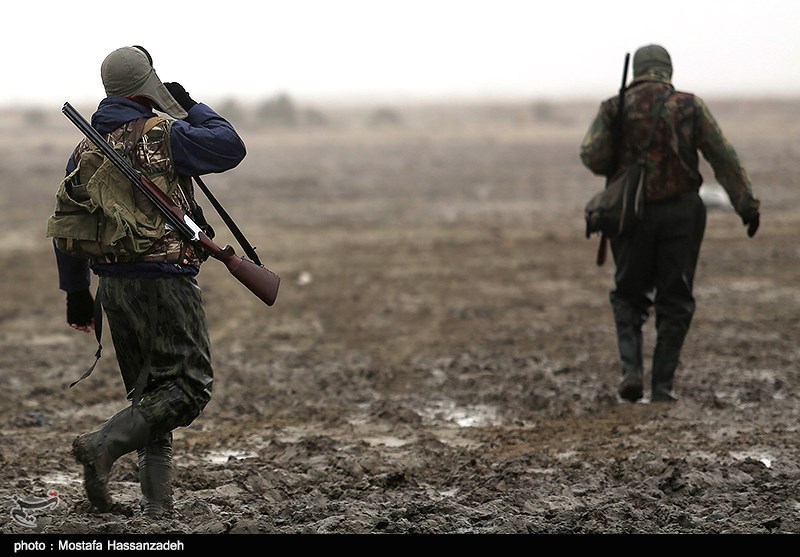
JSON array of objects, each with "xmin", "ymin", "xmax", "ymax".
[
  {"xmin": 169, "ymin": 103, "xmax": 247, "ymax": 177},
  {"xmin": 54, "ymin": 242, "xmax": 91, "ymax": 292},
  {"xmin": 55, "ymin": 155, "xmax": 91, "ymax": 292}
]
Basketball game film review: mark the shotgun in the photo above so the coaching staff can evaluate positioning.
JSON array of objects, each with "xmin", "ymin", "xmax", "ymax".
[
  {"xmin": 62, "ymin": 102, "xmax": 280, "ymax": 306},
  {"xmin": 596, "ymin": 52, "xmax": 630, "ymax": 267}
]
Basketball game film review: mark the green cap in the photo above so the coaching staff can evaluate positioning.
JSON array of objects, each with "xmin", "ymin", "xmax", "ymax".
[
  {"xmin": 101, "ymin": 47, "xmax": 188, "ymax": 119},
  {"xmin": 633, "ymin": 44, "xmax": 673, "ymax": 82}
]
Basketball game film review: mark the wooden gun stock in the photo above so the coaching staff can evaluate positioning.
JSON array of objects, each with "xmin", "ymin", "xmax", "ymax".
[{"xmin": 198, "ymin": 236, "xmax": 280, "ymax": 306}]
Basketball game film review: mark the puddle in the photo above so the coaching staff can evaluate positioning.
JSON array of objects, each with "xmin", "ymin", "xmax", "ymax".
[
  {"xmin": 729, "ymin": 450, "xmax": 773, "ymax": 468},
  {"xmin": 344, "ymin": 401, "xmax": 499, "ymax": 428},
  {"xmin": 699, "ymin": 184, "xmax": 732, "ymax": 210},
  {"xmin": 39, "ymin": 472, "xmax": 82, "ymax": 486},
  {"xmin": 205, "ymin": 450, "xmax": 257, "ymax": 464},
  {"xmin": 419, "ymin": 401, "xmax": 500, "ymax": 428},
  {"xmin": 272, "ymin": 426, "xmax": 411, "ymax": 449},
  {"xmin": 362, "ymin": 436, "xmax": 411, "ymax": 447},
  {"xmin": 555, "ymin": 451, "xmax": 578, "ymax": 462}
]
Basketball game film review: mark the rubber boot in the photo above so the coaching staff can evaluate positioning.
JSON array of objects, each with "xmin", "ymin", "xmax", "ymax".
[
  {"xmin": 71, "ymin": 406, "xmax": 152, "ymax": 511},
  {"xmin": 651, "ymin": 340, "xmax": 682, "ymax": 402},
  {"xmin": 137, "ymin": 432, "xmax": 174, "ymax": 517},
  {"xmin": 617, "ymin": 330, "xmax": 644, "ymax": 401},
  {"xmin": 613, "ymin": 305, "xmax": 645, "ymax": 402}
]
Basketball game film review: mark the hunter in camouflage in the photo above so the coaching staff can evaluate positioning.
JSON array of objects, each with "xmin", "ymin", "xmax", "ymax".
[
  {"xmin": 53, "ymin": 45, "xmax": 246, "ymax": 517},
  {"xmin": 581, "ymin": 46, "xmax": 760, "ymax": 215},
  {"xmin": 579, "ymin": 44, "xmax": 760, "ymax": 403}
]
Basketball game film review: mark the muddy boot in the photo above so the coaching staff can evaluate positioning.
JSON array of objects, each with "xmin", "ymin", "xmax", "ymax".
[
  {"xmin": 613, "ymin": 308, "xmax": 644, "ymax": 402},
  {"xmin": 619, "ymin": 372, "xmax": 644, "ymax": 402},
  {"xmin": 71, "ymin": 406, "xmax": 151, "ymax": 512},
  {"xmin": 651, "ymin": 340, "xmax": 682, "ymax": 402},
  {"xmin": 137, "ymin": 432, "xmax": 174, "ymax": 518}
]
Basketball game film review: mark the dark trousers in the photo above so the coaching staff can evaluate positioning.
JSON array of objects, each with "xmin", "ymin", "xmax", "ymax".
[
  {"xmin": 97, "ymin": 275, "xmax": 213, "ymax": 434},
  {"xmin": 610, "ymin": 192, "xmax": 706, "ymax": 392}
]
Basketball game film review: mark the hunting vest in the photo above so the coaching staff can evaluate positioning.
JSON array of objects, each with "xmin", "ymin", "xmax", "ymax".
[
  {"xmin": 47, "ymin": 116, "xmax": 213, "ymax": 268},
  {"xmin": 617, "ymin": 81, "xmax": 702, "ymax": 203}
]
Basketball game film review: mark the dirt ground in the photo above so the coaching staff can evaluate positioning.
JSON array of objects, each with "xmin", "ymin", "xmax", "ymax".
[{"xmin": 0, "ymin": 97, "xmax": 798, "ymax": 536}]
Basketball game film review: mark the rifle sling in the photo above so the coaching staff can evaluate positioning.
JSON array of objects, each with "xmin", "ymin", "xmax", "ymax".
[
  {"xmin": 192, "ymin": 176, "xmax": 262, "ymax": 266},
  {"xmin": 69, "ymin": 288, "xmax": 104, "ymax": 389}
]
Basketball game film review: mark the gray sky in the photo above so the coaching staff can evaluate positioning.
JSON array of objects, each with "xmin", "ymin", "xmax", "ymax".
[{"xmin": 3, "ymin": 0, "xmax": 799, "ymax": 107}]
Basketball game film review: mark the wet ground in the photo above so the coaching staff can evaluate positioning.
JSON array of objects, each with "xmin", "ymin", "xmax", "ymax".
[{"xmin": 0, "ymin": 99, "xmax": 798, "ymax": 535}]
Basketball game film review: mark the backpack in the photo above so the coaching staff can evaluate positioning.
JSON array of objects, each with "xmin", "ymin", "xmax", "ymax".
[{"xmin": 46, "ymin": 117, "xmax": 171, "ymax": 260}]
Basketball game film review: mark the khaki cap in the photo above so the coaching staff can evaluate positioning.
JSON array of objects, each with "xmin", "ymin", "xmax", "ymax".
[{"xmin": 101, "ymin": 47, "xmax": 188, "ymax": 119}]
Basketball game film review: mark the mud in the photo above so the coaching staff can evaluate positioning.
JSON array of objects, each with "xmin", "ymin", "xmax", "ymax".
[{"xmin": 1, "ymin": 99, "xmax": 798, "ymax": 534}]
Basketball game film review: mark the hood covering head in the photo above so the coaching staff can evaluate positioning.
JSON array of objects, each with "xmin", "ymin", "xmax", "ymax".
[
  {"xmin": 100, "ymin": 46, "xmax": 188, "ymax": 119},
  {"xmin": 632, "ymin": 44, "xmax": 673, "ymax": 84}
]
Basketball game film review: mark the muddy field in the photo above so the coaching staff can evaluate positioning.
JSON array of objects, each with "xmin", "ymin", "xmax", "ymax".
[{"xmin": 0, "ymin": 98, "xmax": 798, "ymax": 536}]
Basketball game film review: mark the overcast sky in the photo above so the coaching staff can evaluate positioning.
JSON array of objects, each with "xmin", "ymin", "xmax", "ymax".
[{"xmin": 2, "ymin": 0, "xmax": 798, "ymax": 107}]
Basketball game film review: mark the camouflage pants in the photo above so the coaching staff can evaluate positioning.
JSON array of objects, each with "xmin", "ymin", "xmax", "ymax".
[{"xmin": 97, "ymin": 274, "xmax": 213, "ymax": 435}]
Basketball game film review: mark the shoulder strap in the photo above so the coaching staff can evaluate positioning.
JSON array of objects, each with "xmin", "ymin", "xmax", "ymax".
[
  {"xmin": 142, "ymin": 116, "xmax": 166, "ymax": 135},
  {"xmin": 120, "ymin": 116, "xmax": 167, "ymax": 159},
  {"xmin": 192, "ymin": 176, "xmax": 263, "ymax": 266}
]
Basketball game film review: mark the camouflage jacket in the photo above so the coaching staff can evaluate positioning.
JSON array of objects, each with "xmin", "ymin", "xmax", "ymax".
[{"xmin": 580, "ymin": 78, "xmax": 760, "ymax": 220}]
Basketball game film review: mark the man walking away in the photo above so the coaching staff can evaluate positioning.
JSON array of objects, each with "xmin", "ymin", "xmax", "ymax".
[
  {"xmin": 579, "ymin": 44, "xmax": 760, "ymax": 403},
  {"xmin": 52, "ymin": 45, "xmax": 246, "ymax": 515}
]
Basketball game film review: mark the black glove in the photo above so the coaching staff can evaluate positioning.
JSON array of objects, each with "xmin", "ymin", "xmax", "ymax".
[
  {"xmin": 742, "ymin": 211, "xmax": 760, "ymax": 238},
  {"xmin": 163, "ymin": 82, "xmax": 197, "ymax": 113},
  {"xmin": 66, "ymin": 289, "xmax": 94, "ymax": 327}
]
